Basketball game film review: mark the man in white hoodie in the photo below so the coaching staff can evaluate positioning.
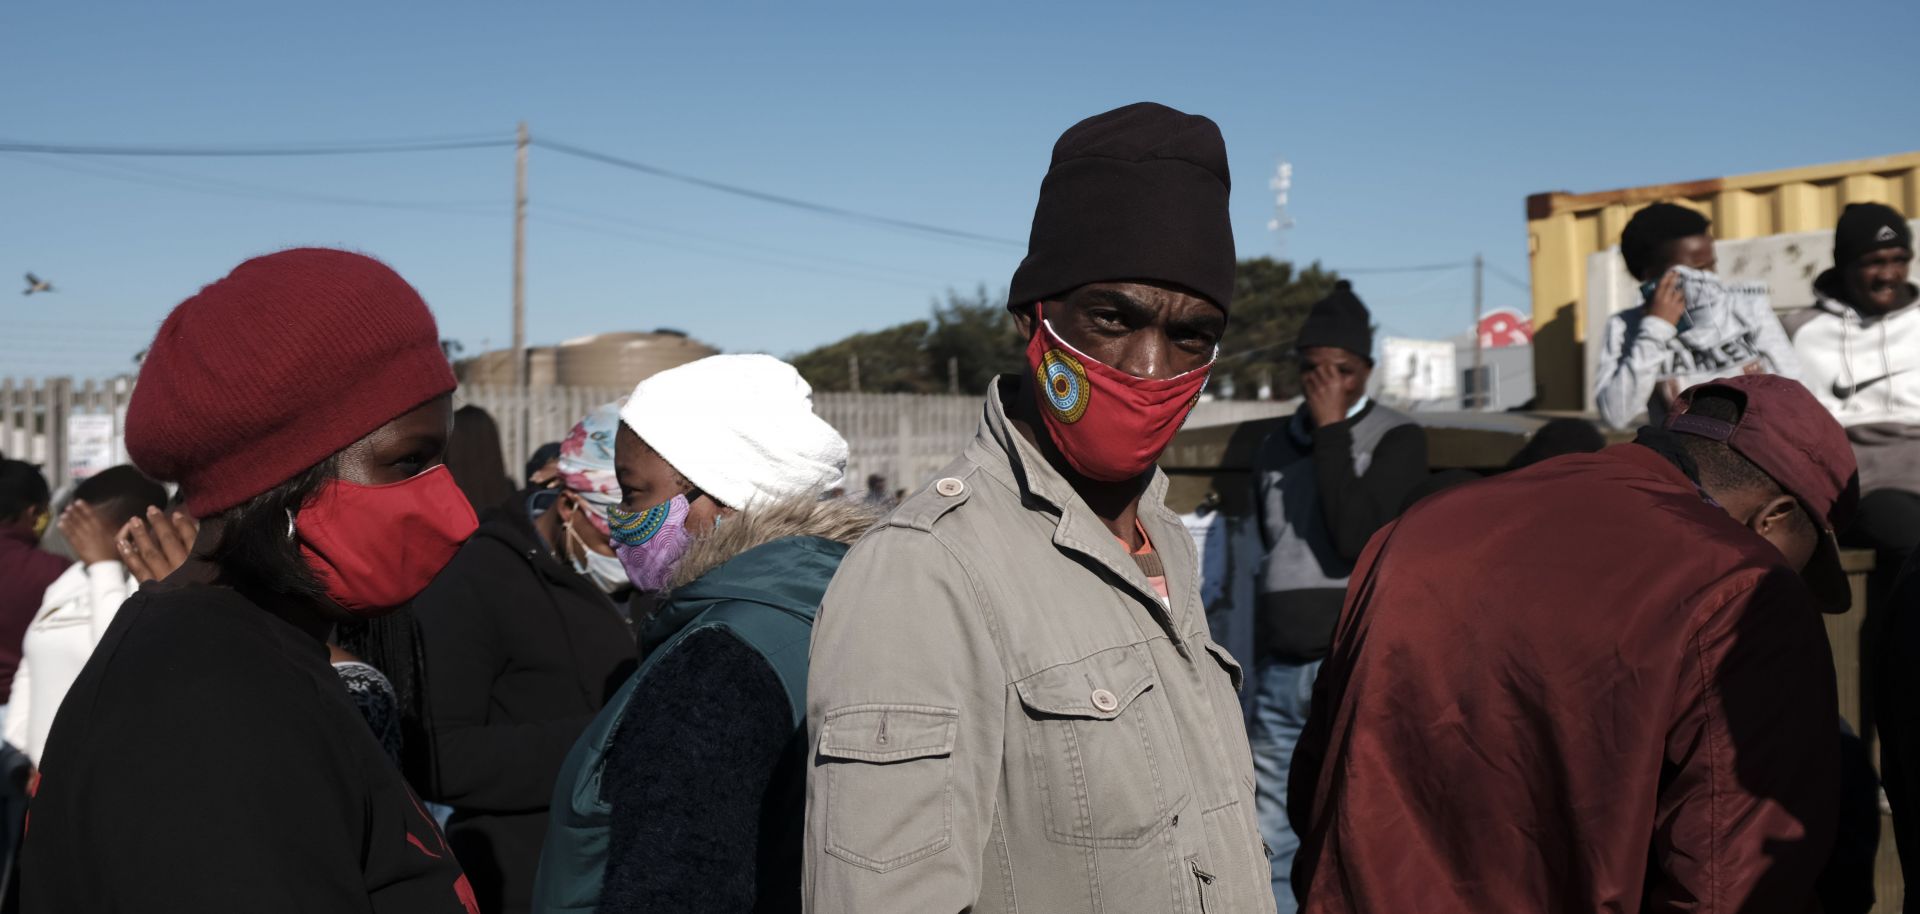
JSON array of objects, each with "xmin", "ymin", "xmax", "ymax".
[
  {"xmin": 1594, "ymin": 203, "xmax": 1803, "ymax": 430},
  {"xmin": 1785, "ymin": 202, "xmax": 1920, "ymax": 587},
  {"xmin": 3, "ymin": 466, "xmax": 166, "ymax": 765}
]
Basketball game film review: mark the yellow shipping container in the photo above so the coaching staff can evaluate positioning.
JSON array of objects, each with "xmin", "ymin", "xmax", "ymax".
[{"xmin": 1525, "ymin": 151, "xmax": 1920, "ymax": 410}]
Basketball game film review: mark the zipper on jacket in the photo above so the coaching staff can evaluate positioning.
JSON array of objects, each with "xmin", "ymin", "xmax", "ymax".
[{"xmin": 1190, "ymin": 858, "xmax": 1216, "ymax": 914}]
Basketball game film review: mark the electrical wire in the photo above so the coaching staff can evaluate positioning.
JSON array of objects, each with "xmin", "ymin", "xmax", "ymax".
[
  {"xmin": 0, "ymin": 153, "xmax": 505, "ymax": 216},
  {"xmin": 532, "ymin": 137, "xmax": 1023, "ymax": 250},
  {"xmin": 1337, "ymin": 261, "xmax": 1471, "ymax": 274},
  {"xmin": 0, "ymin": 134, "xmax": 513, "ymax": 157},
  {"xmin": 1483, "ymin": 262, "xmax": 1532, "ymax": 293},
  {"xmin": 529, "ymin": 214, "xmax": 946, "ymax": 292},
  {"xmin": 537, "ymin": 202, "xmax": 965, "ymax": 285}
]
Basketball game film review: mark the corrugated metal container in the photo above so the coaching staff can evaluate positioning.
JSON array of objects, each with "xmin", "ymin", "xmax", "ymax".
[{"xmin": 1526, "ymin": 151, "xmax": 1920, "ymax": 410}]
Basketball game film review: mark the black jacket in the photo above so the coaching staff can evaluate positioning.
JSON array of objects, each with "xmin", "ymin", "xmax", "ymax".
[
  {"xmin": 413, "ymin": 492, "xmax": 637, "ymax": 914},
  {"xmin": 24, "ymin": 586, "xmax": 473, "ymax": 914}
]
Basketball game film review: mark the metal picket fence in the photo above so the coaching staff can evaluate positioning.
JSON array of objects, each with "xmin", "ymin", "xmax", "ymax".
[{"xmin": 5, "ymin": 376, "xmax": 1295, "ymax": 496}]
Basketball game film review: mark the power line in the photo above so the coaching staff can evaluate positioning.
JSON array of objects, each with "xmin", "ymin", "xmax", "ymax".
[
  {"xmin": 0, "ymin": 133, "xmax": 513, "ymax": 157},
  {"xmin": 529, "ymin": 214, "xmax": 945, "ymax": 292},
  {"xmin": 1483, "ymin": 262, "xmax": 1532, "ymax": 293},
  {"xmin": 1338, "ymin": 261, "xmax": 1471, "ymax": 275},
  {"xmin": 532, "ymin": 136, "xmax": 1023, "ymax": 250},
  {"xmin": 1, "ymin": 153, "xmax": 504, "ymax": 216},
  {"xmin": 537, "ymin": 202, "xmax": 960, "ymax": 285}
]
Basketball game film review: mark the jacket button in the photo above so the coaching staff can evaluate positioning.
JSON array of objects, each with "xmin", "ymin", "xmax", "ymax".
[
  {"xmin": 1091, "ymin": 688, "xmax": 1119, "ymax": 712},
  {"xmin": 935, "ymin": 477, "xmax": 966, "ymax": 497}
]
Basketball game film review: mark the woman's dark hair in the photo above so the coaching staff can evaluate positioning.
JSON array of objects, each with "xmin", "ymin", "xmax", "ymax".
[
  {"xmin": 207, "ymin": 455, "xmax": 338, "ymax": 601},
  {"xmin": 446, "ymin": 405, "xmax": 514, "ymax": 512},
  {"xmin": 336, "ymin": 611, "xmax": 438, "ymax": 790},
  {"xmin": 209, "ymin": 455, "xmax": 441, "ymax": 788}
]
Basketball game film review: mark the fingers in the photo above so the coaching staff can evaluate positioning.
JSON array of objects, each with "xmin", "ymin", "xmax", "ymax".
[
  {"xmin": 170, "ymin": 511, "xmax": 201, "ymax": 547},
  {"xmin": 144, "ymin": 506, "xmax": 193, "ymax": 570},
  {"xmin": 117, "ymin": 518, "xmax": 157, "ymax": 582}
]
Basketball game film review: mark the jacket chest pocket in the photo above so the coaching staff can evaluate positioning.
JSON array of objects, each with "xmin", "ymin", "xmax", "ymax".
[{"xmin": 1015, "ymin": 644, "xmax": 1189, "ymax": 848}]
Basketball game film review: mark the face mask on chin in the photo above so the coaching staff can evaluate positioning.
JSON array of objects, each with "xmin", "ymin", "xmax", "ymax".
[
  {"xmin": 1025, "ymin": 319, "xmax": 1213, "ymax": 482},
  {"xmin": 562, "ymin": 504, "xmax": 630, "ymax": 595}
]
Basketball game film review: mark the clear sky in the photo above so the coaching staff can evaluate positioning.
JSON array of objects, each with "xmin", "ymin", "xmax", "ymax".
[{"xmin": 4, "ymin": 0, "xmax": 1917, "ymax": 378}]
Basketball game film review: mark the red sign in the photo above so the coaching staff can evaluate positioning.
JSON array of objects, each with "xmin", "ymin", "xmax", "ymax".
[{"xmin": 1477, "ymin": 309, "xmax": 1533, "ymax": 349}]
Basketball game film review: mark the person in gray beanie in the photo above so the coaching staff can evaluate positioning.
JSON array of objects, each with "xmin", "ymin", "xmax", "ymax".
[{"xmin": 803, "ymin": 102, "xmax": 1273, "ymax": 914}]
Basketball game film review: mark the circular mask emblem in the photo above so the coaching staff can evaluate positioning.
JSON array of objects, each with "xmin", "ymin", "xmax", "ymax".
[{"xmin": 1036, "ymin": 348, "xmax": 1090, "ymax": 423}]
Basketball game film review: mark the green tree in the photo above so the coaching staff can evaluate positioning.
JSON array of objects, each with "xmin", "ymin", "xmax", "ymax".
[
  {"xmin": 1216, "ymin": 257, "xmax": 1344, "ymax": 399},
  {"xmin": 789, "ymin": 320, "xmax": 934, "ymax": 393},
  {"xmin": 924, "ymin": 285, "xmax": 1023, "ymax": 395}
]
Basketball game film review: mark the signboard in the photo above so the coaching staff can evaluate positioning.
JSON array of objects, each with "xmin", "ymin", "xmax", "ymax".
[
  {"xmin": 1380, "ymin": 337, "xmax": 1457, "ymax": 402},
  {"xmin": 1477, "ymin": 309, "xmax": 1533, "ymax": 349},
  {"xmin": 66, "ymin": 414, "xmax": 116, "ymax": 482}
]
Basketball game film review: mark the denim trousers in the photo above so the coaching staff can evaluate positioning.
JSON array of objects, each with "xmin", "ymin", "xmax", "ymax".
[{"xmin": 1249, "ymin": 657, "xmax": 1321, "ymax": 914}]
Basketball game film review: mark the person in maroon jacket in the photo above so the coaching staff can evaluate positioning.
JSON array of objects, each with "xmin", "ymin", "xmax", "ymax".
[
  {"xmin": 0, "ymin": 459, "xmax": 69, "ymax": 715},
  {"xmin": 1291, "ymin": 374, "xmax": 1857, "ymax": 914}
]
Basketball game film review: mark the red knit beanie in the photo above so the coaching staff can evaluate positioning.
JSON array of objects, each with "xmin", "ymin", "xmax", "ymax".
[{"xmin": 127, "ymin": 248, "xmax": 457, "ymax": 517}]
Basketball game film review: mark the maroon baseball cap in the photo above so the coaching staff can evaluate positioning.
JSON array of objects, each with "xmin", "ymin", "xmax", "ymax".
[{"xmin": 1666, "ymin": 375, "xmax": 1861, "ymax": 612}]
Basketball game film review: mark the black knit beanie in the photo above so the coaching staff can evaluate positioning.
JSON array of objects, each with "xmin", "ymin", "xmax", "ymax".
[
  {"xmin": 1619, "ymin": 203, "xmax": 1711, "ymax": 280},
  {"xmin": 1834, "ymin": 203, "xmax": 1912, "ymax": 268},
  {"xmin": 1296, "ymin": 281, "xmax": 1373, "ymax": 361},
  {"xmin": 1007, "ymin": 102, "xmax": 1235, "ymax": 314}
]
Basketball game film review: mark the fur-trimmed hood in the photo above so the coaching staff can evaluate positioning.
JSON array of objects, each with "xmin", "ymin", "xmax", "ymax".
[{"xmin": 668, "ymin": 496, "xmax": 881, "ymax": 590}]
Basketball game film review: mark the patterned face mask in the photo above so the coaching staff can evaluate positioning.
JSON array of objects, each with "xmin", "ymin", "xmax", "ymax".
[{"xmin": 607, "ymin": 494, "xmax": 693, "ymax": 594}]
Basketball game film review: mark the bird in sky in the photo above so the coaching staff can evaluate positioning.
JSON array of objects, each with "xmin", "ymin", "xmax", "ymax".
[{"xmin": 23, "ymin": 273, "xmax": 54, "ymax": 295}]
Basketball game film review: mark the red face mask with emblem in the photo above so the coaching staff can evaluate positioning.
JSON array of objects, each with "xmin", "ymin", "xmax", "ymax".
[
  {"xmin": 1025, "ymin": 319, "xmax": 1213, "ymax": 482},
  {"xmin": 295, "ymin": 465, "xmax": 479, "ymax": 616}
]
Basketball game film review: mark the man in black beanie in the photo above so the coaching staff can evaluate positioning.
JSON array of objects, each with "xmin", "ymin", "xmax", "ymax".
[
  {"xmin": 805, "ymin": 102, "xmax": 1275, "ymax": 914},
  {"xmin": 1785, "ymin": 204, "xmax": 1920, "ymax": 578},
  {"xmin": 1247, "ymin": 281, "xmax": 1425, "ymax": 911}
]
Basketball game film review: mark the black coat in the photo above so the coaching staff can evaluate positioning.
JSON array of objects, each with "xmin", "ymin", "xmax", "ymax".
[{"xmin": 413, "ymin": 492, "xmax": 638, "ymax": 914}]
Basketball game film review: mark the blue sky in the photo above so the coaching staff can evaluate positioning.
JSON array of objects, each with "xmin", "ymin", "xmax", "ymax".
[{"xmin": 5, "ymin": 0, "xmax": 1917, "ymax": 378}]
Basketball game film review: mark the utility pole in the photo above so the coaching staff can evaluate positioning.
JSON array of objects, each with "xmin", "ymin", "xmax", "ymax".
[
  {"xmin": 948, "ymin": 357, "xmax": 960, "ymax": 395},
  {"xmin": 1471, "ymin": 252, "xmax": 1485, "ymax": 410},
  {"xmin": 512, "ymin": 122, "xmax": 529, "ymax": 459},
  {"xmin": 848, "ymin": 354, "xmax": 861, "ymax": 394}
]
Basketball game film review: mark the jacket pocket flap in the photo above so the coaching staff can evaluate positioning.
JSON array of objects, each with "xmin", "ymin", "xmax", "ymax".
[
  {"xmin": 819, "ymin": 705, "xmax": 957, "ymax": 763},
  {"xmin": 1201, "ymin": 639, "xmax": 1244, "ymax": 691},
  {"xmin": 1015, "ymin": 645, "xmax": 1155, "ymax": 720}
]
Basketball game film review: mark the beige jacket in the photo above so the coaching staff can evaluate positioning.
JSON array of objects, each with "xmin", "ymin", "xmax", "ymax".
[{"xmin": 804, "ymin": 379, "xmax": 1273, "ymax": 914}]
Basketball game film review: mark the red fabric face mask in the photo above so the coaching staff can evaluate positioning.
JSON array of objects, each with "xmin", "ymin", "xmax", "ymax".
[
  {"xmin": 296, "ymin": 465, "xmax": 478, "ymax": 616},
  {"xmin": 1025, "ymin": 319, "xmax": 1213, "ymax": 482}
]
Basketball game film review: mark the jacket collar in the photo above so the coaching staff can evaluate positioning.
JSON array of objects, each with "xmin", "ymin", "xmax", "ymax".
[
  {"xmin": 639, "ymin": 498, "xmax": 880, "ymax": 655},
  {"xmin": 965, "ymin": 376, "xmax": 1198, "ymax": 644}
]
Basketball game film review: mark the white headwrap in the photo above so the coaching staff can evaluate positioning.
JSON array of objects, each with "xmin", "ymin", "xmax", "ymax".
[{"xmin": 619, "ymin": 354, "xmax": 848, "ymax": 510}]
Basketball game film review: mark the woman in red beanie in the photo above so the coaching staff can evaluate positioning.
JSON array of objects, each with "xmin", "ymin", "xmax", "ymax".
[{"xmin": 21, "ymin": 248, "xmax": 483, "ymax": 914}]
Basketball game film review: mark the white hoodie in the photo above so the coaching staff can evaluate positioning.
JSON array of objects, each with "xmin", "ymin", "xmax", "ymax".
[
  {"xmin": 4, "ymin": 561, "xmax": 135, "ymax": 765},
  {"xmin": 1786, "ymin": 270, "xmax": 1920, "ymax": 495},
  {"xmin": 1593, "ymin": 267, "xmax": 1803, "ymax": 430}
]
